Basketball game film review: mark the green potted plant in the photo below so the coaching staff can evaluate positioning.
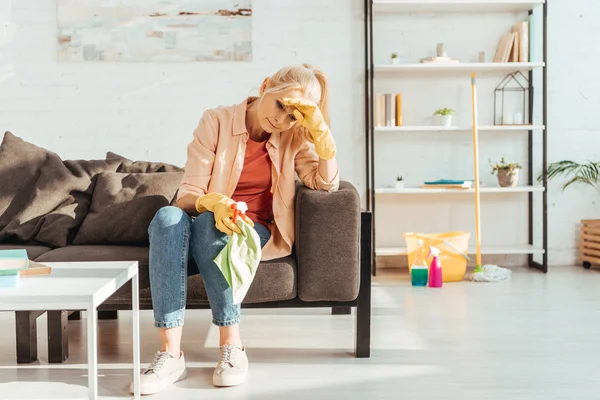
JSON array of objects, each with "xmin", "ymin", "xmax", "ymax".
[
  {"xmin": 543, "ymin": 160, "xmax": 600, "ymax": 193},
  {"xmin": 395, "ymin": 175, "xmax": 404, "ymax": 190},
  {"xmin": 542, "ymin": 160, "xmax": 600, "ymax": 269},
  {"xmin": 490, "ymin": 157, "xmax": 522, "ymax": 187},
  {"xmin": 433, "ymin": 108, "xmax": 455, "ymax": 127},
  {"xmin": 390, "ymin": 52, "xmax": 399, "ymax": 65}
]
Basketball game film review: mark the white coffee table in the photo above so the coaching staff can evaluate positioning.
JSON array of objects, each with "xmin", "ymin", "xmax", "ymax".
[{"xmin": 0, "ymin": 261, "xmax": 141, "ymax": 400}]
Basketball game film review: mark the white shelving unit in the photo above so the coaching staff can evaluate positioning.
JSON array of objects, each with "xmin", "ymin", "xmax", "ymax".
[
  {"xmin": 375, "ymin": 125, "xmax": 545, "ymax": 132},
  {"xmin": 376, "ymin": 244, "xmax": 545, "ymax": 256},
  {"xmin": 375, "ymin": 186, "xmax": 544, "ymax": 194},
  {"xmin": 375, "ymin": 62, "xmax": 544, "ymax": 73},
  {"xmin": 373, "ymin": 0, "xmax": 545, "ymax": 13},
  {"xmin": 364, "ymin": 0, "xmax": 548, "ymax": 274}
]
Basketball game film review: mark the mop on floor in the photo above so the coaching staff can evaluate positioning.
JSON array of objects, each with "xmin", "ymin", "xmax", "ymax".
[{"xmin": 469, "ymin": 73, "xmax": 512, "ymax": 283}]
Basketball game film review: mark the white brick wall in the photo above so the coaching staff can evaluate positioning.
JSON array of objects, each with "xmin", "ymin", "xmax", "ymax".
[
  {"xmin": 0, "ymin": 0, "xmax": 366, "ymax": 183},
  {"xmin": 1, "ymin": 0, "xmax": 598, "ymax": 267},
  {"xmin": 546, "ymin": 0, "xmax": 600, "ymax": 266}
]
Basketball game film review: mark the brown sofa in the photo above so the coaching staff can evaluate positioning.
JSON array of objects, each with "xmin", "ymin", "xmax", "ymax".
[{"xmin": 0, "ymin": 131, "xmax": 372, "ymax": 363}]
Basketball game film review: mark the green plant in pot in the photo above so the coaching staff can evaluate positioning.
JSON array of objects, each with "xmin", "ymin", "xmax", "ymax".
[
  {"xmin": 490, "ymin": 157, "xmax": 522, "ymax": 187},
  {"xmin": 541, "ymin": 160, "xmax": 600, "ymax": 193},
  {"xmin": 395, "ymin": 175, "xmax": 404, "ymax": 190},
  {"xmin": 541, "ymin": 160, "xmax": 600, "ymax": 269},
  {"xmin": 433, "ymin": 108, "xmax": 455, "ymax": 127}
]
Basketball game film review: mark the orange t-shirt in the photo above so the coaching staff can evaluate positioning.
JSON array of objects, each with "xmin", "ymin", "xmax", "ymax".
[{"xmin": 231, "ymin": 138, "xmax": 273, "ymax": 227}]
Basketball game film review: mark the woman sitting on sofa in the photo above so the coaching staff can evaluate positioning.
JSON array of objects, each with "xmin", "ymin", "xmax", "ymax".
[{"xmin": 133, "ymin": 64, "xmax": 339, "ymax": 395}]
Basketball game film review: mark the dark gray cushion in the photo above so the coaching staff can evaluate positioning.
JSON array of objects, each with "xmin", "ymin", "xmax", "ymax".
[
  {"xmin": 0, "ymin": 131, "xmax": 120, "ymax": 247},
  {"xmin": 72, "ymin": 171, "xmax": 183, "ymax": 245},
  {"xmin": 37, "ymin": 245, "xmax": 297, "ymax": 306},
  {"xmin": 106, "ymin": 152, "xmax": 183, "ymax": 173},
  {"xmin": 0, "ymin": 243, "xmax": 54, "ymax": 260},
  {"xmin": 106, "ymin": 256, "xmax": 298, "ymax": 306},
  {"xmin": 186, "ymin": 257, "xmax": 298, "ymax": 305},
  {"xmin": 295, "ymin": 181, "xmax": 361, "ymax": 302}
]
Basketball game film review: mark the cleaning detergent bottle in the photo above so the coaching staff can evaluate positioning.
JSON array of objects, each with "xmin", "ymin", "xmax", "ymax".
[
  {"xmin": 410, "ymin": 240, "xmax": 428, "ymax": 287},
  {"xmin": 428, "ymin": 246, "xmax": 443, "ymax": 288}
]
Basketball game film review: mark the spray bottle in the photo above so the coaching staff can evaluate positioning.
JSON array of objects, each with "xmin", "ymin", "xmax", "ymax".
[
  {"xmin": 428, "ymin": 246, "xmax": 443, "ymax": 288},
  {"xmin": 231, "ymin": 201, "xmax": 249, "ymax": 224},
  {"xmin": 410, "ymin": 240, "xmax": 428, "ymax": 286}
]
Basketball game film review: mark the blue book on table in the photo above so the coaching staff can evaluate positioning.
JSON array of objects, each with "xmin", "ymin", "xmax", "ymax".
[{"xmin": 0, "ymin": 249, "xmax": 30, "ymax": 276}]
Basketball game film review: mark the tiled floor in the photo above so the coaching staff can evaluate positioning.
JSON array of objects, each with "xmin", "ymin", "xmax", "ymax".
[{"xmin": 1, "ymin": 266, "xmax": 599, "ymax": 399}]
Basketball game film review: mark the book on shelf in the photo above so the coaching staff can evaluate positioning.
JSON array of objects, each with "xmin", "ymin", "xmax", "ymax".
[
  {"xmin": 493, "ymin": 19, "xmax": 529, "ymax": 63},
  {"xmin": 374, "ymin": 93, "xmax": 402, "ymax": 127},
  {"xmin": 422, "ymin": 179, "xmax": 474, "ymax": 189}
]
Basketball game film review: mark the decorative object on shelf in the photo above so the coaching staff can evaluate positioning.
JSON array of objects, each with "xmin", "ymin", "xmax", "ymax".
[
  {"xmin": 436, "ymin": 43, "xmax": 447, "ymax": 58},
  {"xmin": 490, "ymin": 157, "xmax": 522, "ymax": 187},
  {"xmin": 494, "ymin": 71, "xmax": 529, "ymax": 125},
  {"xmin": 542, "ymin": 160, "xmax": 600, "ymax": 269},
  {"xmin": 478, "ymin": 51, "xmax": 486, "ymax": 62},
  {"xmin": 433, "ymin": 107, "xmax": 455, "ymax": 127},
  {"xmin": 395, "ymin": 176, "xmax": 404, "ymax": 190},
  {"xmin": 390, "ymin": 52, "xmax": 399, "ymax": 64},
  {"xmin": 420, "ymin": 43, "xmax": 458, "ymax": 64}
]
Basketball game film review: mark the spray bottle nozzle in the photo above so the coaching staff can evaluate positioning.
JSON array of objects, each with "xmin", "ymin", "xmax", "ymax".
[{"xmin": 428, "ymin": 246, "xmax": 440, "ymax": 259}]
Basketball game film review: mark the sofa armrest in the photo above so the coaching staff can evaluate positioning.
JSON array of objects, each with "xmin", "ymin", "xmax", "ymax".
[{"xmin": 294, "ymin": 180, "xmax": 361, "ymax": 302}]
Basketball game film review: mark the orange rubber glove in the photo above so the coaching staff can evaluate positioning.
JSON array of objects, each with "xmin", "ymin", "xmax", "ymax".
[
  {"xmin": 195, "ymin": 193, "xmax": 254, "ymax": 236},
  {"xmin": 282, "ymin": 97, "xmax": 336, "ymax": 160}
]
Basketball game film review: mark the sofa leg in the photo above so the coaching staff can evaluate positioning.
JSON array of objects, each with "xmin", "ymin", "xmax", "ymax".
[
  {"xmin": 355, "ymin": 211, "xmax": 372, "ymax": 358},
  {"xmin": 332, "ymin": 306, "xmax": 351, "ymax": 315},
  {"xmin": 48, "ymin": 311, "xmax": 69, "ymax": 363},
  {"xmin": 15, "ymin": 311, "xmax": 43, "ymax": 364},
  {"xmin": 98, "ymin": 310, "xmax": 118, "ymax": 320},
  {"xmin": 68, "ymin": 311, "xmax": 81, "ymax": 320}
]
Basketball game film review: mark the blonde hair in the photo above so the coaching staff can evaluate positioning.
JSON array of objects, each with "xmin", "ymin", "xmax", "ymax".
[{"xmin": 263, "ymin": 63, "xmax": 330, "ymax": 127}]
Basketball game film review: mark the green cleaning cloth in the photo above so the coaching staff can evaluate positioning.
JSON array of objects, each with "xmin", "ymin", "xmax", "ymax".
[{"xmin": 213, "ymin": 219, "xmax": 262, "ymax": 304}]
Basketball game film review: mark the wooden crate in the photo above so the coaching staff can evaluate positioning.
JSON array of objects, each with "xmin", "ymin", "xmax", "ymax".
[{"xmin": 581, "ymin": 220, "xmax": 600, "ymax": 269}]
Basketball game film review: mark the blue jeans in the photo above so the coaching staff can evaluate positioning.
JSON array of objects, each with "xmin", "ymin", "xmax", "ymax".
[{"xmin": 148, "ymin": 206, "xmax": 271, "ymax": 328}]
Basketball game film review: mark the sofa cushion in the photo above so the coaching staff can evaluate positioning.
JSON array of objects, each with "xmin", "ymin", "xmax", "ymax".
[
  {"xmin": 106, "ymin": 152, "xmax": 183, "ymax": 173},
  {"xmin": 0, "ymin": 244, "xmax": 54, "ymax": 260},
  {"xmin": 36, "ymin": 245, "xmax": 297, "ymax": 306},
  {"xmin": 102, "ymin": 256, "xmax": 298, "ymax": 306},
  {"xmin": 72, "ymin": 171, "xmax": 183, "ymax": 245},
  {"xmin": 0, "ymin": 131, "xmax": 121, "ymax": 247},
  {"xmin": 187, "ymin": 256, "xmax": 298, "ymax": 305}
]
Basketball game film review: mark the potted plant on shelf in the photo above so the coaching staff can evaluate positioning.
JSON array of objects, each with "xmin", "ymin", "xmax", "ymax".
[
  {"xmin": 541, "ymin": 160, "xmax": 600, "ymax": 269},
  {"xmin": 433, "ymin": 108, "xmax": 455, "ymax": 127},
  {"xmin": 390, "ymin": 52, "xmax": 399, "ymax": 65},
  {"xmin": 490, "ymin": 157, "xmax": 521, "ymax": 187},
  {"xmin": 395, "ymin": 175, "xmax": 404, "ymax": 190}
]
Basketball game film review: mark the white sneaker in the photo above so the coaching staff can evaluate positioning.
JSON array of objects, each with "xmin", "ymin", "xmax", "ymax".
[
  {"xmin": 131, "ymin": 351, "xmax": 187, "ymax": 395},
  {"xmin": 212, "ymin": 344, "xmax": 248, "ymax": 387}
]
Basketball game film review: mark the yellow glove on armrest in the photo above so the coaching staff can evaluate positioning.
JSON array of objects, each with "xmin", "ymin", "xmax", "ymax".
[
  {"xmin": 282, "ymin": 97, "xmax": 336, "ymax": 160},
  {"xmin": 195, "ymin": 193, "xmax": 254, "ymax": 236}
]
